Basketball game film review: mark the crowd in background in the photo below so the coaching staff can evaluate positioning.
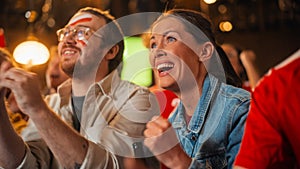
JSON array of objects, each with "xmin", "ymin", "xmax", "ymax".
[{"xmin": 0, "ymin": 5, "xmax": 299, "ymax": 169}]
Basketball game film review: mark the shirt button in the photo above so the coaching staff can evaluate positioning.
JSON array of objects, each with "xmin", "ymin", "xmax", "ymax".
[{"xmin": 191, "ymin": 135, "xmax": 197, "ymax": 141}]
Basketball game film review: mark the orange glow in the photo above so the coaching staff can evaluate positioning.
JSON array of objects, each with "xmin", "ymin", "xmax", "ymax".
[
  {"xmin": 204, "ymin": 0, "xmax": 217, "ymax": 5},
  {"xmin": 219, "ymin": 21, "xmax": 233, "ymax": 32},
  {"xmin": 13, "ymin": 40, "xmax": 50, "ymax": 66}
]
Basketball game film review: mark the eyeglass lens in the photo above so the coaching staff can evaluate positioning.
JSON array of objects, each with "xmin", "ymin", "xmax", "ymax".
[{"xmin": 57, "ymin": 27, "xmax": 90, "ymax": 42}]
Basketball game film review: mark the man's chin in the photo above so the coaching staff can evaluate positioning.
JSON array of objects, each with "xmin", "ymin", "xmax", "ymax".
[
  {"xmin": 61, "ymin": 64, "xmax": 74, "ymax": 77},
  {"xmin": 61, "ymin": 67, "xmax": 74, "ymax": 78}
]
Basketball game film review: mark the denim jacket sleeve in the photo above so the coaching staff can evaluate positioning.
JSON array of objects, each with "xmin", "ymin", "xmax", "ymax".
[{"xmin": 226, "ymin": 98, "xmax": 250, "ymax": 168}]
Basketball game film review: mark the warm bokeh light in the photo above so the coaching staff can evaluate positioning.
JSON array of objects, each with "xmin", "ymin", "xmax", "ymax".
[
  {"xmin": 219, "ymin": 21, "xmax": 233, "ymax": 32},
  {"xmin": 204, "ymin": 0, "xmax": 217, "ymax": 5},
  {"xmin": 13, "ymin": 40, "xmax": 50, "ymax": 66},
  {"xmin": 218, "ymin": 4, "xmax": 227, "ymax": 14}
]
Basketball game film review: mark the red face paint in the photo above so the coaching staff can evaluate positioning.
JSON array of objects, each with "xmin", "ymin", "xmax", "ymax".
[
  {"xmin": 68, "ymin": 13, "xmax": 93, "ymax": 26},
  {"xmin": 67, "ymin": 13, "xmax": 93, "ymax": 45},
  {"xmin": 78, "ymin": 39, "xmax": 88, "ymax": 46}
]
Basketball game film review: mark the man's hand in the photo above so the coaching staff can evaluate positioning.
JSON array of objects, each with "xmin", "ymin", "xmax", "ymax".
[
  {"xmin": 0, "ymin": 61, "xmax": 47, "ymax": 115},
  {"xmin": 240, "ymin": 50, "xmax": 256, "ymax": 66},
  {"xmin": 0, "ymin": 61, "xmax": 12, "ymax": 92}
]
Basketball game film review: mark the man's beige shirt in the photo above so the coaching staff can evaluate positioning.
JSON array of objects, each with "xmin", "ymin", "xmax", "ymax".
[{"xmin": 18, "ymin": 70, "xmax": 158, "ymax": 169}]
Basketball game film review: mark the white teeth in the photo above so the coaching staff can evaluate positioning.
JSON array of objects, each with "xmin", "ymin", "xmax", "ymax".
[
  {"xmin": 157, "ymin": 63, "xmax": 174, "ymax": 70},
  {"xmin": 64, "ymin": 50, "xmax": 75, "ymax": 55}
]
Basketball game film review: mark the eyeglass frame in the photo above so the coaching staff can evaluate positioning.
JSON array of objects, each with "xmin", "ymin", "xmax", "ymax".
[{"xmin": 56, "ymin": 25, "xmax": 101, "ymax": 42}]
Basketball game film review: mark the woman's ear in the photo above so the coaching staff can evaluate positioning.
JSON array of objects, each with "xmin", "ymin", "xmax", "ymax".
[
  {"xmin": 198, "ymin": 42, "xmax": 214, "ymax": 62},
  {"xmin": 105, "ymin": 45, "xmax": 119, "ymax": 60}
]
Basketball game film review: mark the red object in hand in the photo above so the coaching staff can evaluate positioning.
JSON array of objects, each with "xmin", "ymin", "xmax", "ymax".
[
  {"xmin": 151, "ymin": 89, "xmax": 178, "ymax": 169},
  {"xmin": 152, "ymin": 89, "xmax": 178, "ymax": 119}
]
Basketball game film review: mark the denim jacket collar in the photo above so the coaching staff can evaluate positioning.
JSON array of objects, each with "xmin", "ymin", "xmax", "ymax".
[{"xmin": 172, "ymin": 74, "xmax": 220, "ymax": 133}]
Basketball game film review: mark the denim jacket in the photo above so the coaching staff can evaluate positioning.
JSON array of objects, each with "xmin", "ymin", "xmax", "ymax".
[{"xmin": 169, "ymin": 75, "xmax": 250, "ymax": 169}]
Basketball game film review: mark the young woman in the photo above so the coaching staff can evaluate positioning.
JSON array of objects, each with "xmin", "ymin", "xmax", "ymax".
[{"xmin": 144, "ymin": 9, "xmax": 250, "ymax": 169}]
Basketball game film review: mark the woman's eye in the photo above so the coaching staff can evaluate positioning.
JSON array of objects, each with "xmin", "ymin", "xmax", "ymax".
[{"xmin": 167, "ymin": 36, "xmax": 176, "ymax": 43}]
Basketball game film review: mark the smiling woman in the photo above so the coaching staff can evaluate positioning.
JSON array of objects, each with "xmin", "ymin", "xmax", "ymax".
[{"xmin": 143, "ymin": 9, "xmax": 251, "ymax": 169}]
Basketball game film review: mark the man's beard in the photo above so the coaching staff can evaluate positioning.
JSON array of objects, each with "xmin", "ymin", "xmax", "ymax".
[
  {"xmin": 61, "ymin": 62, "xmax": 75, "ymax": 78},
  {"xmin": 62, "ymin": 61, "xmax": 98, "ymax": 79}
]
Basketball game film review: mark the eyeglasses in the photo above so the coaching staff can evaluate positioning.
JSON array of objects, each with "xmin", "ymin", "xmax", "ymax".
[{"xmin": 56, "ymin": 26, "xmax": 94, "ymax": 42}]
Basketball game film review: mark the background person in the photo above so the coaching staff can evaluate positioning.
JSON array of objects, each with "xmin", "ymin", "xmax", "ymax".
[
  {"xmin": 44, "ymin": 45, "xmax": 69, "ymax": 94},
  {"xmin": 221, "ymin": 43, "xmax": 261, "ymax": 91},
  {"xmin": 234, "ymin": 49, "xmax": 300, "ymax": 169}
]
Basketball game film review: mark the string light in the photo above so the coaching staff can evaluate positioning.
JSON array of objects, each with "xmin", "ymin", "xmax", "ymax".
[
  {"xmin": 219, "ymin": 21, "xmax": 233, "ymax": 32},
  {"xmin": 203, "ymin": 0, "xmax": 217, "ymax": 5}
]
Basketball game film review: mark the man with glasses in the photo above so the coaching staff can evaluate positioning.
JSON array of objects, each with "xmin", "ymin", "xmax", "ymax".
[{"xmin": 0, "ymin": 7, "xmax": 157, "ymax": 168}]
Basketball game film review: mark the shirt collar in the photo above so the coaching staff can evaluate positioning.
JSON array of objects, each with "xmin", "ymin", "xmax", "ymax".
[
  {"xmin": 56, "ymin": 70, "xmax": 121, "ymax": 105},
  {"xmin": 86, "ymin": 70, "xmax": 120, "ymax": 98}
]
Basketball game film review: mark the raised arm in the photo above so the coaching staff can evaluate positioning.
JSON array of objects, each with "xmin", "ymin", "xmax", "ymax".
[
  {"xmin": 0, "ymin": 63, "xmax": 89, "ymax": 168},
  {"xmin": 0, "ymin": 62, "xmax": 26, "ymax": 168},
  {"xmin": 0, "ymin": 89, "xmax": 26, "ymax": 168},
  {"xmin": 240, "ymin": 50, "xmax": 261, "ymax": 89}
]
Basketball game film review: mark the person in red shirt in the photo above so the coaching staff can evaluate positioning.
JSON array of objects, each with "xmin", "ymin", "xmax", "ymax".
[{"xmin": 234, "ymin": 49, "xmax": 300, "ymax": 169}]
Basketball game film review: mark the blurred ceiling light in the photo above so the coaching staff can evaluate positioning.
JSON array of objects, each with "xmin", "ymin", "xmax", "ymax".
[
  {"xmin": 47, "ymin": 17, "xmax": 56, "ymax": 28},
  {"xmin": 25, "ymin": 10, "xmax": 38, "ymax": 23},
  {"xmin": 219, "ymin": 21, "xmax": 233, "ymax": 32},
  {"xmin": 14, "ymin": 0, "xmax": 50, "ymax": 68},
  {"xmin": 13, "ymin": 38, "xmax": 49, "ymax": 67},
  {"xmin": 218, "ymin": 4, "xmax": 227, "ymax": 14},
  {"xmin": 203, "ymin": 0, "xmax": 217, "ymax": 5}
]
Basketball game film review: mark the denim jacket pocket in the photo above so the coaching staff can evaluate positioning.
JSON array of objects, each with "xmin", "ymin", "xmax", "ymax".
[{"xmin": 195, "ymin": 148, "xmax": 227, "ymax": 169}]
